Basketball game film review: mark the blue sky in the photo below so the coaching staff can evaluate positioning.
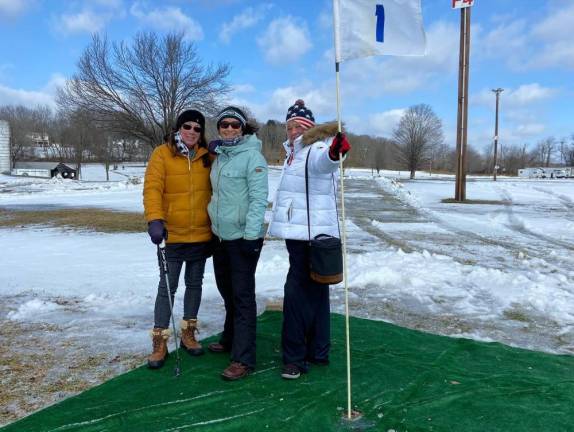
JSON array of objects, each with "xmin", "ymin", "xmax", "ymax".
[{"xmin": 0, "ymin": 0, "xmax": 572, "ymax": 153}]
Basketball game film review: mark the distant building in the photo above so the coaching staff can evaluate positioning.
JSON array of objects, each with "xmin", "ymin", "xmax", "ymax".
[
  {"xmin": 0, "ymin": 120, "xmax": 10, "ymax": 174},
  {"xmin": 518, "ymin": 167, "xmax": 570, "ymax": 179},
  {"xmin": 12, "ymin": 161, "xmax": 77, "ymax": 179}
]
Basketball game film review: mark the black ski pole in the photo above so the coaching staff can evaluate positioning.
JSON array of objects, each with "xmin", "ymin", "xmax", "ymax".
[{"xmin": 158, "ymin": 241, "xmax": 181, "ymax": 377}]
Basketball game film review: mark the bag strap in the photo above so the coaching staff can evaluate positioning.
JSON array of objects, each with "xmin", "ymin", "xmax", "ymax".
[
  {"xmin": 331, "ymin": 174, "xmax": 342, "ymax": 238},
  {"xmin": 305, "ymin": 146, "xmax": 312, "ymax": 243}
]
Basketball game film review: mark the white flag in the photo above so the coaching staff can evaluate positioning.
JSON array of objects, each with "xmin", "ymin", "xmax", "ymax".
[{"xmin": 334, "ymin": 0, "xmax": 426, "ymax": 62}]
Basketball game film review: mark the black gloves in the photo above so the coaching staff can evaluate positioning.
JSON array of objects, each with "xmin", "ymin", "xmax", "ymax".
[{"xmin": 148, "ymin": 220, "xmax": 167, "ymax": 245}]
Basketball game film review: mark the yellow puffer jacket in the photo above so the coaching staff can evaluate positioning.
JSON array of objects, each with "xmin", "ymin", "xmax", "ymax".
[{"xmin": 143, "ymin": 143, "xmax": 212, "ymax": 243}]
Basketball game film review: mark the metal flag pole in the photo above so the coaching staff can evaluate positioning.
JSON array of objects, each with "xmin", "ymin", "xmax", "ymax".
[{"xmin": 333, "ymin": 0, "xmax": 354, "ymax": 421}]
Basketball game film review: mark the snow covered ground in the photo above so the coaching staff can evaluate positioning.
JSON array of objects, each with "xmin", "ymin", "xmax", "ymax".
[{"xmin": 1, "ymin": 163, "xmax": 573, "ymax": 422}]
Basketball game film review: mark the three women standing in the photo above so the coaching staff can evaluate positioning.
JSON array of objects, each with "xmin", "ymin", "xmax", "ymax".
[
  {"xmin": 143, "ymin": 110, "xmax": 213, "ymax": 369},
  {"xmin": 269, "ymin": 100, "xmax": 351, "ymax": 380},
  {"xmin": 207, "ymin": 106, "xmax": 268, "ymax": 380}
]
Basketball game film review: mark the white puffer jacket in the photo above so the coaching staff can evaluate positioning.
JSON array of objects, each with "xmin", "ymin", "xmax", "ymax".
[{"xmin": 269, "ymin": 123, "xmax": 342, "ymax": 241}]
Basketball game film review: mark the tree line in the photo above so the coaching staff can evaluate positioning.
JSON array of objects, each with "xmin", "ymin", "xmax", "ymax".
[{"xmin": 1, "ymin": 31, "xmax": 573, "ymax": 179}]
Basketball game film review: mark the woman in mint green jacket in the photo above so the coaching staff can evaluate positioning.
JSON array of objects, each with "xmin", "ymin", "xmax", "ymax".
[{"xmin": 206, "ymin": 106, "xmax": 268, "ymax": 381}]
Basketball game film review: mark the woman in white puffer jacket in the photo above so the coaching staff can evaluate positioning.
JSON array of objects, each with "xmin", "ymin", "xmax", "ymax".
[{"xmin": 269, "ymin": 100, "xmax": 351, "ymax": 380}]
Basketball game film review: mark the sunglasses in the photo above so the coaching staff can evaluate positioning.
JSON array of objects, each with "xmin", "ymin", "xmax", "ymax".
[
  {"xmin": 181, "ymin": 124, "xmax": 202, "ymax": 132},
  {"xmin": 219, "ymin": 121, "xmax": 242, "ymax": 130}
]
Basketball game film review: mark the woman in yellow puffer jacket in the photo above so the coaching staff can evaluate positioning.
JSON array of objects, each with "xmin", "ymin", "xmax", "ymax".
[{"xmin": 143, "ymin": 109, "xmax": 212, "ymax": 369}]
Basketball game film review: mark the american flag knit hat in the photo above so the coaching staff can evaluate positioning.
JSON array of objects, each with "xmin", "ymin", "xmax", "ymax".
[{"xmin": 286, "ymin": 99, "xmax": 315, "ymax": 130}]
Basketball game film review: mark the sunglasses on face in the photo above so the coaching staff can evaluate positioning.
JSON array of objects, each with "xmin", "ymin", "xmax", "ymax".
[
  {"xmin": 181, "ymin": 124, "xmax": 202, "ymax": 132},
  {"xmin": 219, "ymin": 121, "xmax": 242, "ymax": 130}
]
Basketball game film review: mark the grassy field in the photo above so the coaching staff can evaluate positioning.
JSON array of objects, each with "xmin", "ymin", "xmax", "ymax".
[{"xmin": 0, "ymin": 208, "xmax": 146, "ymax": 233}]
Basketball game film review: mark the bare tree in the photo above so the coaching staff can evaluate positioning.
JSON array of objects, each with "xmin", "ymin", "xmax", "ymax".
[
  {"xmin": 258, "ymin": 120, "xmax": 286, "ymax": 165},
  {"xmin": 532, "ymin": 137, "xmax": 556, "ymax": 167},
  {"xmin": 0, "ymin": 105, "xmax": 54, "ymax": 167},
  {"xmin": 393, "ymin": 104, "xmax": 444, "ymax": 179},
  {"xmin": 566, "ymin": 134, "xmax": 574, "ymax": 166},
  {"xmin": 58, "ymin": 31, "xmax": 231, "ymax": 149}
]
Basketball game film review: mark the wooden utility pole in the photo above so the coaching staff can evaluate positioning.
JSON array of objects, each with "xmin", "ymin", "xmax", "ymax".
[
  {"xmin": 454, "ymin": 2, "xmax": 472, "ymax": 201},
  {"xmin": 492, "ymin": 88, "xmax": 503, "ymax": 181}
]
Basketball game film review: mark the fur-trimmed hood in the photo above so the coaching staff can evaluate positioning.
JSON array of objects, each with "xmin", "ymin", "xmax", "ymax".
[{"xmin": 301, "ymin": 122, "xmax": 340, "ymax": 145}]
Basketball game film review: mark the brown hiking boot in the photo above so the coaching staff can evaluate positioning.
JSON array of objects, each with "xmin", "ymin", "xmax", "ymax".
[
  {"xmin": 147, "ymin": 328, "xmax": 170, "ymax": 369},
  {"xmin": 208, "ymin": 342, "xmax": 230, "ymax": 353},
  {"xmin": 221, "ymin": 362, "xmax": 252, "ymax": 381},
  {"xmin": 180, "ymin": 319, "xmax": 204, "ymax": 356}
]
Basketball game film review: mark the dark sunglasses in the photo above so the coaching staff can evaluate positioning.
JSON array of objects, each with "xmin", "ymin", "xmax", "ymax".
[
  {"xmin": 181, "ymin": 124, "xmax": 202, "ymax": 132},
  {"xmin": 219, "ymin": 121, "xmax": 242, "ymax": 130}
]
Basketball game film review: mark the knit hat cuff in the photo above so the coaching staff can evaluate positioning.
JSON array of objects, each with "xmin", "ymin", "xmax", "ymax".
[
  {"xmin": 288, "ymin": 117, "xmax": 315, "ymax": 130},
  {"xmin": 216, "ymin": 108, "xmax": 247, "ymax": 127}
]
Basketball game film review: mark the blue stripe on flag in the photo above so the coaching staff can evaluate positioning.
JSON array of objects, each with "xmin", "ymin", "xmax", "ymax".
[{"xmin": 375, "ymin": 4, "xmax": 385, "ymax": 43}]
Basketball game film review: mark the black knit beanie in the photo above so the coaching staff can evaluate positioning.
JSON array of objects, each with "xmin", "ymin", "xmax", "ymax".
[{"xmin": 176, "ymin": 109, "xmax": 205, "ymax": 130}]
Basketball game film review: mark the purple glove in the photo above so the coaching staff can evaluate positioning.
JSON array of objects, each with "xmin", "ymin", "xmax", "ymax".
[{"xmin": 148, "ymin": 220, "xmax": 167, "ymax": 245}]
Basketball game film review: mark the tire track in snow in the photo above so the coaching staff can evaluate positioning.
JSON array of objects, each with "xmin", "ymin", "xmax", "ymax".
[
  {"xmin": 345, "ymin": 178, "xmax": 516, "ymax": 268},
  {"xmin": 532, "ymin": 186, "xmax": 574, "ymax": 222},
  {"xmin": 497, "ymin": 188, "xmax": 574, "ymax": 252},
  {"xmin": 371, "ymin": 177, "xmax": 574, "ymax": 274}
]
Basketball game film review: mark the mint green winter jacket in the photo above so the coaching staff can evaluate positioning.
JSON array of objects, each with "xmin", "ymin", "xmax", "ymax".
[{"xmin": 208, "ymin": 134, "xmax": 268, "ymax": 240}]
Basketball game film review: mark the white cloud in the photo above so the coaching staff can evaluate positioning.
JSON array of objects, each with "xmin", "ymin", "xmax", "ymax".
[
  {"xmin": 55, "ymin": 10, "xmax": 111, "ymax": 34},
  {"xmin": 469, "ymin": 84, "xmax": 556, "ymax": 149},
  {"xmin": 344, "ymin": 109, "xmax": 406, "ymax": 137},
  {"xmin": 475, "ymin": 19, "xmax": 530, "ymax": 68},
  {"xmin": 0, "ymin": 0, "xmax": 29, "ymax": 18},
  {"xmin": 51, "ymin": 1, "xmax": 125, "ymax": 35},
  {"xmin": 231, "ymin": 84, "xmax": 255, "ymax": 94},
  {"xmin": 222, "ymin": 81, "xmax": 335, "ymax": 125},
  {"xmin": 505, "ymin": 84, "xmax": 557, "ymax": 105},
  {"xmin": 0, "ymin": 74, "xmax": 65, "ymax": 108},
  {"xmin": 472, "ymin": 84, "xmax": 557, "ymax": 109},
  {"xmin": 514, "ymin": 123, "xmax": 546, "ymax": 138},
  {"xmin": 257, "ymin": 16, "xmax": 312, "ymax": 65},
  {"xmin": 317, "ymin": 8, "xmax": 332, "ymax": 30},
  {"xmin": 130, "ymin": 3, "xmax": 203, "ymax": 40},
  {"xmin": 477, "ymin": 4, "xmax": 574, "ymax": 70},
  {"xmin": 531, "ymin": 4, "xmax": 574, "ymax": 40},
  {"xmin": 338, "ymin": 21, "xmax": 459, "ymax": 97},
  {"xmin": 219, "ymin": 5, "xmax": 271, "ymax": 44}
]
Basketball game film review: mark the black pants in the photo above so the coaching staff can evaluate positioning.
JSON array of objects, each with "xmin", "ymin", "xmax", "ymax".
[
  {"xmin": 282, "ymin": 240, "xmax": 331, "ymax": 370},
  {"xmin": 154, "ymin": 243, "xmax": 208, "ymax": 329},
  {"xmin": 212, "ymin": 237, "xmax": 263, "ymax": 369}
]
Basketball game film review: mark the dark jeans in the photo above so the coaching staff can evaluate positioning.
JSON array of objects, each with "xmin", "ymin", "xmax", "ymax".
[
  {"xmin": 154, "ymin": 243, "xmax": 207, "ymax": 329},
  {"xmin": 212, "ymin": 236, "xmax": 263, "ymax": 369},
  {"xmin": 282, "ymin": 239, "xmax": 331, "ymax": 370}
]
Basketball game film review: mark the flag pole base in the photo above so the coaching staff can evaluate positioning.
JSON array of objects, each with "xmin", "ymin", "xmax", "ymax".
[{"xmin": 341, "ymin": 409, "xmax": 363, "ymax": 422}]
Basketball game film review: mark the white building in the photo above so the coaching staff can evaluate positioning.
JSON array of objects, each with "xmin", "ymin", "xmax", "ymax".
[
  {"xmin": 0, "ymin": 120, "xmax": 10, "ymax": 174},
  {"xmin": 518, "ymin": 167, "xmax": 569, "ymax": 179}
]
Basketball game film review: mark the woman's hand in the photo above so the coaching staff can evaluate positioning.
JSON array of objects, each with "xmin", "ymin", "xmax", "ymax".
[
  {"xmin": 329, "ymin": 132, "xmax": 351, "ymax": 160},
  {"xmin": 148, "ymin": 220, "xmax": 167, "ymax": 245}
]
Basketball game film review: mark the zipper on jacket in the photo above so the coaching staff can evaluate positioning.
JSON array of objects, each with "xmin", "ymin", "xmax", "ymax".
[
  {"xmin": 188, "ymin": 151, "xmax": 193, "ymax": 234},
  {"xmin": 215, "ymin": 156, "xmax": 232, "ymax": 237}
]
